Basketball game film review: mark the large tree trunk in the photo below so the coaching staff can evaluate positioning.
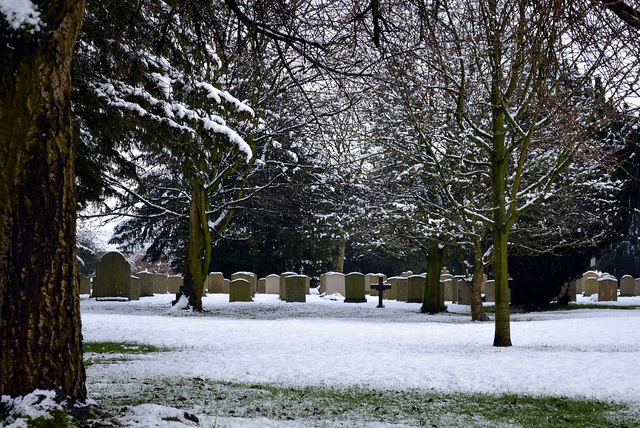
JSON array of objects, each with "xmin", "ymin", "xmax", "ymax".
[
  {"xmin": 184, "ymin": 183, "xmax": 211, "ymax": 311},
  {"xmin": 422, "ymin": 240, "xmax": 445, "ymax": 314},
  {"xmin": 0, "ymin": 1, "xmax": 87, "ymax": 398},
  {"xmin": 470, "ymin": 240, "xmax": 489, "ymax": 321}
]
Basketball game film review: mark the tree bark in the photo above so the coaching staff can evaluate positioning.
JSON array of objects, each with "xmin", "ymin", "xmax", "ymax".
[
  {"xmin": 490, "ymin": 99, "xmax": 512, "ymax": 346},
  {"xmin": 336, "ymin": 235, "xmax": 347, "ymax": 273},
  {"xmin": 184, "ymin": 183, "xmax": 211, "ymax": 311},
  {"xmin": 0, "ymin": 0, "xmax": 87, "ymax": 398},
  {"xmin": 422, "ymin": 240, "xmax": 445, "ymax": 314},
  {"xmin": 492, "ymin": 225, "xmax": 512, "ymax": 346},
  {"xmin": 470, "ymin": 240, "xmax": 490, "ymax": 322}
]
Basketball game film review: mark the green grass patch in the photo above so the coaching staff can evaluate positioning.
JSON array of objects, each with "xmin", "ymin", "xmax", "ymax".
[
  {"xmin": 471, "ymin": 303, "xmax": 638, "ymax": 315},
  {"xmin": 0, "ymin": 410, "xmax": 75, "ymax": 428},
  {"xmin": 83, "ymin": 341, "xmax": 170, "ymax": 367},
  {"xmin": 535, "ymin": 303, "xmax": 640, "ymax": 312},
  {"xmin": 83, "ymin": 341, "xmax": 168, "ymax": 354},
  {"xmin": 89, "ymin": 378, "xmax": 640, "ymax": 427}
]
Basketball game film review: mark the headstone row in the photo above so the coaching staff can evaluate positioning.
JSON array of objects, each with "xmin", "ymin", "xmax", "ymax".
[
  {"xmin": 93, "ymin": 253, "xmax": 640, "ymax": 306},
  {"xmin": 575, "ymin": 271, "xmax": 640, "ymax": 301}
]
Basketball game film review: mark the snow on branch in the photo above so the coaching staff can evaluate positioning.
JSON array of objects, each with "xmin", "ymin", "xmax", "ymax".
[
  {"xmin": 91, "ymin": 77, "xmax": 254, "ymax": 161},
  {"xmin": 0, "ymin": 0, "xmax": 40, "ymax": 31},
  {"xmin": 195, "ymin": 82, "xmax": 255, "ymax": 116}
]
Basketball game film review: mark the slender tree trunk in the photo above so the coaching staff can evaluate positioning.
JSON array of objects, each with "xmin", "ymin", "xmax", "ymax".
[
  {"xmin": 490, "ymin": 89, "xmax": 512, "ymax": 346},
  {"xmin": 492, "ymin": 225, "xmax": 511, "ymax": 346},
  {"xmin": 470, "ymin": 240, "xmax": 490, "ymax": 321},
  {"xmin": 184, "ymin": 183, "xmax": 210, "ymax": 311},
  {"xmin": 0, "ymin": 1, "xmax": 87, "ymax": 398},
  {"xmin": 336, "ymin": 235, "xmax": 347, "ymax": 273},
  {"xmin": 422, "ymin": 240, "xmax": 445, "ymax": 313}
]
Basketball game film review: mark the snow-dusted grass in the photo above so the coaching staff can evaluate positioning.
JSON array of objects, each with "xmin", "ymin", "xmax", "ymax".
[{"xmin": 70, "ymin": 293, "xmax": 640, "ymax": 426}]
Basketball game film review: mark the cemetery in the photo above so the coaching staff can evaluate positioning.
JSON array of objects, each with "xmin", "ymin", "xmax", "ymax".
[
  {"xmin": 83, "ymin": 252, "xmax": 640, "ymax": 307},
  {"xmin": 67, "ymin": 251, "xmax": 640, "ymax": 426},
  {"xmin": 5, "ymin": 0, "xmax": 640, "ymax": 426},
  {"xmin": 73, "ymin": 285, "xmax": 640, "ymax": 427}
]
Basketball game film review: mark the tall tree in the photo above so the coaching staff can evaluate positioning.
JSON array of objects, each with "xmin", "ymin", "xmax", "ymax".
[
  {"xmin": 75, "ymin": 0, "xmax": 261, "ymax": 311},
  {"xmin": 356, "ymin": 0, "xmax": 636, "ymax": 345},
  {"xmin": 0, "ymin": 0, "xmax": 87, "ymax": 398}
]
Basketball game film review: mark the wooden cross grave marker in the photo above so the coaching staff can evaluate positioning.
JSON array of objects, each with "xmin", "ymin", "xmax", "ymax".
[{"xmin": 370, "ymin": 276, "xmax": 391, "ymax": 308}]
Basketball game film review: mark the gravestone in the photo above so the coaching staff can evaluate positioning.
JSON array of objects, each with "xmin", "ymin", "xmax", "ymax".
[
  {"xmin": 79, "ymin": 276, "xmax": 92, "ymax": 295},
  {"xmin": 365, "ymin": 274, "xmax": 386, "ymax": 295},
  {"xmin": 445, "ymin": 276, "xmax": 461, "ymax": 302},
  {"xmin": 582, "ymin": 270, "xmax": 599, "ymax": 282},
  {"xmin": 442, "ymin": 279, "xmax": 452, "ymax": 302},
  {"xmin": 391, "ymin": 277, "xmax": 408, "ymax": 302},
  {"xmin": 364, "ymin": 274, "xmax": 374, "ymax": 294},
  {"xmin": 620, "ymin": 275, "xmax": 635, "ymax": 297},
  {"xmin": 258, "ymin": 278, "xmax": 266, "ymax": 294},
  {"xmin": 386, "ymin": 276, "xmax": 398, "ymax": 300},
  {"xmin": 280, "ymin": 272, "xmax": 297, "ymax": 300},
  {"xmin": 137, "ymin": 271, "xmax": 154, "ymax": 296},
  {"xmin": 168, "ymin": 275, "xmax": 182, "ymax": 294},
  {"xmin": 371, "ymin": 277, "xmax": 391, "ymax": 308},
  {"xmin": 440, "ymin": 267, "xmax": 453, "ymax": 300},
  {"xmin": 584, "ymin": 276, "xmax": 599, "ymax": 297},
  {"xmin": 407, "ymin": 275, "xmax": 424, "ymax": 303},
  {"xmin": 575, "ymin": 277, "xmax": 583, "ymax": 294},
  {"xmin": 129, "ymin": 276, "xmax": 141, "ymax": 300},
  {"xmin": 265, "ymin": 274, "xmax": 280, "ymax": 294},
  {"xmin": 485, "ymin": 280, "xmax": 496, "ymax": 302},
  {"xmin": 153, "ymin": 273, "xmax": 168, "ymax": 294},
  {"xmin": 582, "ymin": 271, "xmax": 599, "ymax": 296},
  {"xmin": 345, "ymin": 272, "xmax": 367, "ymax": 303},
  {"xmin": 598, "ymin": 275, "xmax": 618, "ymax": 301},
  {"xmin": 285, "ymin": 275, "xmax": 307, "ymax": 303},
  {"xmin": 208, "ymin": 272, "xmax": 225, "ymax": 293},
  {"xmin": 371, "ymin": 274, "xmax": 396, "ymax": 299},
  {"xmin": 322, "ymin": 272, "xmax": 345, "ymax": 296},
  {"xmin": 303, "ymin": 276, "xmax": 311, "ymax": 295},
  {"xmin": 223, "ymin": 278, "xmax": 230, "ymax": 294},
  {"xmin": 229, "ymin": 278, "xmax": 252, "ymax": 302},
  {"xmin": 94, "ymin": 252, "xmax": 131, "ymax": 299},
  {"xmin": 232, "ymin": 272, "xmax": 257, "ymax": 296},
  {"xmin": 457, "ymin": 279, "xmax": 471, "ymax": 305}
]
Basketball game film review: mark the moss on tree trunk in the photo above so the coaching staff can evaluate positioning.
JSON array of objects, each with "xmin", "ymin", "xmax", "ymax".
[
  {"xmin": 0, "ymin": 0, "xmax": 87, "ymax": 398},
  {"xmin": 184, "ymin": 183, "xmax": 211, "ymax": 311},
  {"xmin": 470, "ymin": 240, "xmax": 490, "ymax": 322},
  {"xmin": 422, "ymin": 240, "xmax": 445, "ymax": 314},
  {"xmin": 490, "ymin": 94, "xmax": 512, "ymax": 347}
]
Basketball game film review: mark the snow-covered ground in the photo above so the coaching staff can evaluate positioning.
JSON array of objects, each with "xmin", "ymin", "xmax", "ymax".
[{"xmin": 68, "ymin": 293, "xmax": 640, "ymax": 426}]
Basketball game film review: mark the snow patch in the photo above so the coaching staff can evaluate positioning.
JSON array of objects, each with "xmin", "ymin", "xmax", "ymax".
[
  {"xmin": 168, "ymin": 294, "xmax": 190, "ymax": 313},
  {"xmin": 0, "ymin": 390, "xmax": 70, "ymax": 426},
  {"xmin": 0, "ymin": 0, "xmax": 41, "ymax": 31}
]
